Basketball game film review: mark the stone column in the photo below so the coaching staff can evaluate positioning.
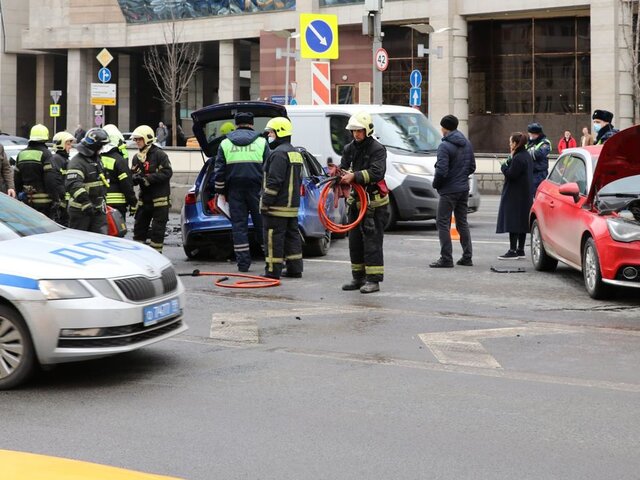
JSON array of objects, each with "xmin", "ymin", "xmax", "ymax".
[
  {"xmin": 67, "ymin": 49, "xmax": 92, "ymax": 132},
  {"xmin": 0, "ymin": 52, "xmax": 17, "ymax": 135},
  {"xmin": 35, "ymin": 55, "xmax": 55, "ymax": 131},
  {"xmin": 219, "ymin": 40, "xmax": 239, "ymax": 102},
  {"xmin": 117, "ymin": 54, "xmax": 132, "ymax": 132},
  {"xmin": 250, "ymin": 43, "xmax": 261, "ymax": 101}
]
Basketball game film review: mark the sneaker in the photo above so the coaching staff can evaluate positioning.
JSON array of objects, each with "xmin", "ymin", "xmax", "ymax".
[
  {"xmin": 429, "ymin": 258, "xmax": 454, "ymax": 268},
  {"xmin": 342, "ymin": 279, "xmax": 365, "ymax": 291},
  {"xmin": 516, "ymin": 249, "xmax": 526, "ymax": 259},
  {"xmin": 456, "ymin": 258, "xmax": 473, "ymax": 266},
  {"xmin": 360, "ymin": 281, "xmax": 380, "ymax": 294},
  {"xmin": 498, "ymin": 250, "xmax": 519, "ymax": 260}
]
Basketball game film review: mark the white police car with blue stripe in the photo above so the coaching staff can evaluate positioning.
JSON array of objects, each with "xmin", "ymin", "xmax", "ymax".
[{"xmin": 0, "ymin": 193, "xmax": 187, "ymax": 389}]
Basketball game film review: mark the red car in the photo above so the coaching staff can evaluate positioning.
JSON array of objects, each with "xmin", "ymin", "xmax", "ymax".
[{"xmin": 530, "ymin": 125, "xmax": 640, "ymax": 298}]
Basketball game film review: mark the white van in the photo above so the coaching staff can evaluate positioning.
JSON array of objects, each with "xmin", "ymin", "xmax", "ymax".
[{"xmin": 286, "ymin": 104, "xmax": 481, "ymax": 228}]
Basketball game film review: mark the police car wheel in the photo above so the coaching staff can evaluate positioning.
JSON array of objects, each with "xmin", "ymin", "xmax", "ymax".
[{"xmin": 0, "ymin": 305, "xmax": 36, "ymax": 390}]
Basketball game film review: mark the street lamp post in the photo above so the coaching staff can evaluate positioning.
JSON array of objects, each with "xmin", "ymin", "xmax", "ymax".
[
  {"xmin": 364, "ymin": 0, "xmax": 384, "ymax": 104},
  {"xmin": 273, "ymin": 30, "xmax": 300, "ymax": 105}
]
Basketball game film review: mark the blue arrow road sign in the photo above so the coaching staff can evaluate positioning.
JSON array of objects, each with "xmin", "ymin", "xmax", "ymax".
[
  {"xmin": 409, "ymin": 87, "xmax": 422, "ymax": 107},
  {"xmin": 410, "ymin": 69, "xmax": 422, "ymax": 88},
  {"xmin": 305, "ymin": 20, "xmax": 334, "ymax": 54},
  {"xmin": 98, "ymin": 67, "xmax": 112, "ymax": 83}
]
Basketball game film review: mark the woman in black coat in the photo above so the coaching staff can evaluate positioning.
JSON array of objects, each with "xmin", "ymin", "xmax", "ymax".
[{"xmin": 496, "ymin": 132, "xmax": 534, "ymax": 259}]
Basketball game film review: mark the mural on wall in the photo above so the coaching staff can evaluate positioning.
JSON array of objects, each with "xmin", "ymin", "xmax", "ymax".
[
  {"xmin": 319, "ymin": 0, "xmax": 363, "ymax": 4},
  {"xmin": 118, "ymin": 0, "xmax": 296, "ymax": 23}
]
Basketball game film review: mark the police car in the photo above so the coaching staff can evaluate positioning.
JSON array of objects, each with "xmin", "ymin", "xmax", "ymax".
[{"xmin": 0, "ymin": 193, "xmax": 187, "ymax": 389}]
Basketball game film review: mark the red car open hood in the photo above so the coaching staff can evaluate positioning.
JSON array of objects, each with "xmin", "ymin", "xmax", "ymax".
[{"xmin": 587, "ymin": 125, "xmax": 640, "ymax": 204}]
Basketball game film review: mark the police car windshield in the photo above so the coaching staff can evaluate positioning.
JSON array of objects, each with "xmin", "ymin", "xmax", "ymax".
[
  {"xmin": 0, "ymin": 194, "xmax": 61, "ymax": 239},
  {"xmin": 372, "ymin": 113, "xmax": 441, "ymax": 153}
]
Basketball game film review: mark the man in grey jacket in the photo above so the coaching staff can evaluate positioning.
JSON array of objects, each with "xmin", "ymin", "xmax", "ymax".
[
  {"xmin": 429, "ymin": 115, "xmax": 476, "ymax": 268},
  {"xmin": 0, "ymin": 145, "xmax": 15, "ymax": 197}
]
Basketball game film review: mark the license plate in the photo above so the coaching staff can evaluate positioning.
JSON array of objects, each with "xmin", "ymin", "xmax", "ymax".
[{"xmin": 143, "ymin": 298, "xmax": 180, "ymax": 327}]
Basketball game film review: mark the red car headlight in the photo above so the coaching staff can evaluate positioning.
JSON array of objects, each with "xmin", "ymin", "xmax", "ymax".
[{"xmin": 606, "ymin": 218, "xmax": 640, "ymax": 242}]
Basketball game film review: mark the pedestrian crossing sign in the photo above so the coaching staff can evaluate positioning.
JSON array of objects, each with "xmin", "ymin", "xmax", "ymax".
[{"xmin": 49, "ymin": 104, "xmax": 61, "ymax": 117}]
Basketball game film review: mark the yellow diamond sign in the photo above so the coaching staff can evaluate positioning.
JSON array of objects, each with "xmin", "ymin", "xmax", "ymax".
[{"xmin": 96, "ymin": 48, "xmax": 114, "ymax": 68}]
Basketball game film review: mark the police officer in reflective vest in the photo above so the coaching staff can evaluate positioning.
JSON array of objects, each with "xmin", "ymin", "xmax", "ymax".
[
  {"xmin": 49, "ymin": 131, "xmax": 75, "ymax": 226},
  {"xmin": 212, "ymin": 112, "xmax": 268, "ymax": 272},
  {"xmin": 101, "ymin": 124, "xmax": 137, "ymax": 219},
  {"xmin": 261, "ymin": 117, "xmax": 303, "ymax": 279},
  {"xmin": 340, "ymin": 111, "xmax": 389, "ymax": 294},
  {"xmin": 131, "ymin": 125, "xmax": 173, "ymax": 253},
  {"xmin": 65, "ymin": 128, "xmax": 110, "ymax": 233},
  {"xmin": 15, "ymin": 124, "xmax": 56, "ymax": 216},
  {"xmin": 526, "ymin": 122, "xmax": 552, "ymax": 194}
]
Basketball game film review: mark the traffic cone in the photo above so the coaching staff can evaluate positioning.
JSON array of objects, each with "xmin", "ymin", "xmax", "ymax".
[{"xmin": 450, "ymin": 214, "xmax": 460, "ymax": 240}]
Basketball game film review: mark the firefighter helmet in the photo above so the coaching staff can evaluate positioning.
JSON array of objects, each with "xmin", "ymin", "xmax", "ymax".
[
  {"xmin": 220, "ymin": 121, "xmax": 236, "ymax": 135},
  {"xmin": 346, "ymin": 111, "xmax": 374, "ymax": 136},
  {"xmin": 264, "ymin": 117, "xmax": 293, "ymax": 138},
  {"xmin": 52, "ymin": 131, "xmax": 75, "ymax": 152},
  {"xmin": 81, "ymin": 128, "xmax": 109, "ymax": 152},
  {"xmin": 103, "ymin": 124, "xmax": 125, "ymax": 147},
  {"xmin": 131, "ymin": 125, "xmax": 156, "ymax": 145},
  {"xmin": 29, "ymin": 124, "xmax": 50, "ymax": 142}
]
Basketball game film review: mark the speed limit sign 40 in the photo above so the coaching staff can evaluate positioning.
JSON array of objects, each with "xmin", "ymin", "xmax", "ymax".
[{"xmin": 375, "ymin": 48, "xmax": 389, "ymax": 72}]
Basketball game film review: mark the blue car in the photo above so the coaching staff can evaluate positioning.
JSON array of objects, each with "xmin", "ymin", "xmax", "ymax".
[{"xmin": 181, "ymin": 101, "xmax": 346, "ymax": 260}]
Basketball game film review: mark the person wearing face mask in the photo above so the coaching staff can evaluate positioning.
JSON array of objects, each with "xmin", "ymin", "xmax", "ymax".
[
  {"xmin": 526, "ymin": 122, "xmax": 552, "ymax": 194},
  {"xmin": 212, "ymin": 112, "xmax": 269, "ymax": 272},
  {"xmin": 260, "ymin": 117, "xmax": 303, "ymax": 280},
  {"xmin": 557, "ymin": 130, "xmax": 577, "ymax": 154},
  {"xmin": 592, "ymin": 109, "xmax": 619, "ymax": 145}
]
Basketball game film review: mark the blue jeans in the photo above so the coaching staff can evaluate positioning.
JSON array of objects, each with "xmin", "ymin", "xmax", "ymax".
[{"xmin": 436, "ymin": 191, "xmax": 472, "ymax": 263}]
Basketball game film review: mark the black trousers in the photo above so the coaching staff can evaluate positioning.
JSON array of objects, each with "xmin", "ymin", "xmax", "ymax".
[
  {"xmin": 229, "ymin": 186, "xmax": 263, "ymax": 270},
  {"xmin": 263, "ymin": 215, "xmax": 302, "ymax": 279},
  {"xmin": 133, "ymin": 203, "xmax": 169, "ymax": 252},
  {"xmin": 436, "ymin": 191, "xmax": 472, "ymax": 263},
  {"xmin": 68, "ymin": 209, "xmax": 107, "ymax": 234},
  {"xmin": 348, "ymin": 204, "xmax": 388, "ymax": 283}
]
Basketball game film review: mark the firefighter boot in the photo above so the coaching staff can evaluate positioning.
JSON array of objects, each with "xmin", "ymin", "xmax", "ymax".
[
  {"xmin": 360, "ymin": 281, "xmax": 380, "ymax": 294},
  {"xmin": 342, "ymin": 279, "xmax": 365, "ymax": 291}
]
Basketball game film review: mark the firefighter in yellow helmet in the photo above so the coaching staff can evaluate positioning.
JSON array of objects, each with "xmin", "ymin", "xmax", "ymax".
[
  {"xmin": 49, "ymin": 131, "xmax": 75, "ymax": 226},
  {"xmin": 260, "ymin": 116, "xmax": 303, "ymax": 279},
  {"xmin": 101, "ymin": 124, "xmax": 137, "ymax": 220},
  {"xmin": 130, "ymin": 125, "xmax": 173, "ymax": 253},
  {"xmin": 14, "ymin": 124, "xmax": 57, "ymax": 217},
  {"xmin": 340, "ymin": 111, "xmax": 388, "ymax": 294}
]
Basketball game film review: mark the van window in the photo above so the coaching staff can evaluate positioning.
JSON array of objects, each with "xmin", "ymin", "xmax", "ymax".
[
  {"xmin": 371, "ymin": 112, "xmax": 441, "ymax": 153},
  {"xmin": 329, "ymin": 115, "xmax": 351, "ymax": 156}
]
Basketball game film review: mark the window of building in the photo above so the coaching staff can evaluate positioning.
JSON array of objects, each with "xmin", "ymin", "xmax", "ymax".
[
  {"xmin": 336, "ymin": 85, "xmax": 355, "ymax": 104},
  {"xmin": 468, "ymin": 17, "xmax": 590, "ymax": 115}
]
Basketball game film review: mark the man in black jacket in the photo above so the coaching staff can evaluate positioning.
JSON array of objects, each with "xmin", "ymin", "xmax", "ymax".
[
  {"xmin": 102, "ymin": 124, "xmax": 137, "ymax": 220},
  {"xmin": 592, "ymin": 109, "xmax": 619, "ymax": 145},
  {"xmin": 430, "ymin": 115, "xmax": 476, "ymax": 268},
  {"xmin": 340, "ymin": 111, "xmax": 389, "ymax": 294},
  {"xmin": 260, "ymin": 117, "xmax": 303, "ymax": 280},
  {"xmin": 49, "ymin": 131, "xmax": 75, "ymax": 226},
  {"xmin": 15, "ymin": 124, "xmax": 56, "ymax": 216},
  {"xmin": 131, "ymin": 125, "xmax": 173, "ymax": 253},
  {"xmin": 213, "ymin": 112, "xmax": 269, "ymax": 272}
]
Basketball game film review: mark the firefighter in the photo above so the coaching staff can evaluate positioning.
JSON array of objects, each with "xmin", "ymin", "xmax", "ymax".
[
  {"xmin": 130, "ymin": 125, "xmax": 173, "ymax": 253},
  {"xmin": 340, "ymin": 111, "xmax": 389, "ymax": 294},
  {"xmin": 260, "ymin": 117, "xmax": 303, "ymax": 280},
  {"xmin": 65, "ymin": 128, "xmax": 110, "ymax": 233},
  {"xmin": 14, "ymin": 124, "xmax": 55, "ymax": 215},
  {"xmin": 49, "ymin": 131, "xmax": 75, "ymax": 226},
  {"xmin": 212, "ymin": 112, "xmax": 269, "ymax": 272},
  {"xmin": 102, "ymin": 124, "xmax": 138, "ymax": 219}
]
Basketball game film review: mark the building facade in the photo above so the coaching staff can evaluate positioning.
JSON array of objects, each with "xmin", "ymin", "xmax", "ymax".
[{"xmin": 0, "ymin": 0, "xmax": 633, "ymax": 151}]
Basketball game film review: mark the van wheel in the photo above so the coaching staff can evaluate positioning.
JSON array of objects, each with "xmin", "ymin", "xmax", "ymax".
[
  {"xmin": 0, "ymin": 305, "xmax": 36, "ymax": 390},
  {"xmin": 383, "ymin": 196, "xmax": 398, "ymax": 231},
  {"xmin": 303, "ymin": 231, "xmax": 331, "ymax": 257}
]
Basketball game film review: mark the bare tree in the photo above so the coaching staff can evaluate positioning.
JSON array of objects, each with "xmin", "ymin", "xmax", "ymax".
[
  {"xmin": 143, "ymin": 17, "xmax": 201, "ymax": 147},
  {"xmin": 620, "ymin": 0, "xmax": 640, "ymax": 123}
]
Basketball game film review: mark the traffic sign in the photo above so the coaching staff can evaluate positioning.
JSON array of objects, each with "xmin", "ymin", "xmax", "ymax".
[
  {"xmin": 50, "ymin": 90, "xmax": 62, "ymax": 104},
  {"xmin": 410, "ymin": 69, "xmax": 422, "ymax": 88},
  {"xmin": 49, "ymin": 104, "xmax": 61, "ymax": 117},
  {"xmin": 96, "ymin": 48, "xmax": 114, "ymax": 67},
  {"xmin": 290, "ymin": 98, "xmax": 298, "ymax": 105},
  {"xmin": 375, "ymin": 48, "xmax": 389, "ymax": 72},
  {"xmin": 409, "ymin": 87, "xmax": 422, "ymax": 107},
  {"xmin": 300, "ymin": 13, "xmax": 339, "ymax": 59},
  {"xmin": 90, "ymin": 83, "xmax": 117, "ymax": 106},
  {"xmin": 98, "ymin": 67, "xmax": 112, "ymax": 83},
  {"xmin": 94, "ymin": 109, "xmax": 103, "ymax": 116}
]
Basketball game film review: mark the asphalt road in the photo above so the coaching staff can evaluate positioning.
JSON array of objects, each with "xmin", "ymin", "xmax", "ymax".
[{"xmin": 2, "ymin": 196, "xmax": 640, "ymax": 479}]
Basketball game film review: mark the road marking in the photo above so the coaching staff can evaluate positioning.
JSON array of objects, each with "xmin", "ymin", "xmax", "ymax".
[
  {"xmin": 304, "ymin": 258, "xmax": 351, "ymax": 264},
  {"xmin": 210, "ymin": 313, "xmax": 259, "ymax": 344},
  {"xmin": 406, "ymin": 238, "xmax": 509, "ymax": 245}
]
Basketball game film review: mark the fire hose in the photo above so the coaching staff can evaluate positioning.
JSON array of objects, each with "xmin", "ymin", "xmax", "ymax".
[
  {"xmin": 177, "ymin": 269, "xmax": 280, "ymax": 288},
  {"xmin": 317, "ymin": 174, "xmax": 368, "ymax": 235}
]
